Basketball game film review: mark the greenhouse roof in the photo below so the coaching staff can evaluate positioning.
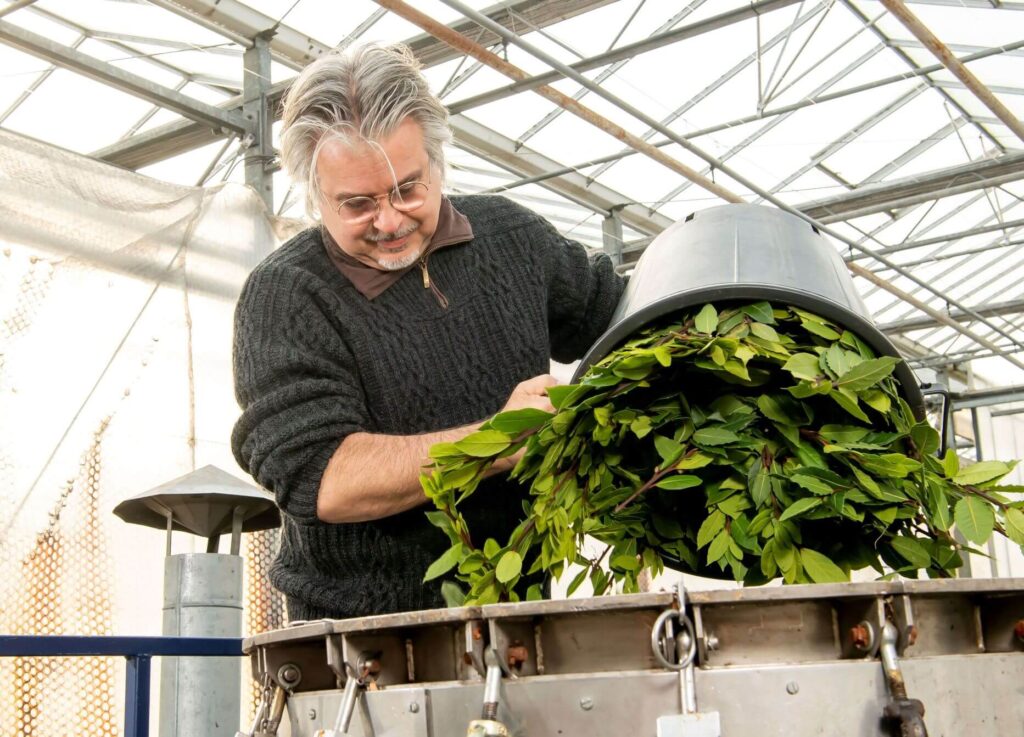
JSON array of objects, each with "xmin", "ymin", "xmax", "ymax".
[{"xmin": 2, "ymin": 0, "xmax": 1024, "ymax": 387}]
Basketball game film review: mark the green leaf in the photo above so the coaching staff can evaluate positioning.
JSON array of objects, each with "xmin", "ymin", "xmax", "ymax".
[
  {"xmin": 790, "ymin": 472, "xmax": 834, "ymax": 496},
  {"xmin": 779, "ymin": 497, "xmax": 823, "ymax": 521},
  {"xmin": 861, "ymin": 389, "xmax": 891, "ymax": 414},
  {"xmin": 954, "ymin": 496, "xmax": 995, "ymax": 545},
  {"xmin": 834, "ymin": 357, "xmax": 900, "ymax": 392},
  {"xmin": 546, "ymin": 384, "xmax": 580, "ymax": 410},
  {"xmin": 566, "ymin": 567, "xmax": 590, "ymax": 596},
  {"xmin": 750, "ymin": 322, "xmax": 780, "ymax": 342},
  {"xmin": 910, "ymin": 422, "xmax": 940, "ymax": 457},
  {"xmin": 483, "ymin": 538, "xmax": 501, "ymax": 559},
  {"xmin": 424, "ymin": 544, "xmax": 464, "ymax": 582},
  {"xmin": 800, "ymin": 548, "xmax": 849, "ymax": 583},
  {"xmin": 889, "ymin": 536, "xmax": 930, "ymax": 569},
  {"xmin": 800, "ymin": 318, "xmax": 841, "ymax": 340},
  {"xmin": 750, "ymin": 467, "xmax": 772, "ymax": 506},
  {"xmin": 819, "ymin": 425, "xmax": 870, "ymax": 443},
  {"xmin": 1004, "ymin": 507, "xmax": 1024, "ymax": 546},
  {"xmin": 830, "ymin": 389, "xmax": 869, "ymax": 422},
  {"xmin": 824, "ymin": 344, "xmax": 854, "ymax": 377},
  {"xmin": 653, "ymin": 434, "xmax": 685, "ymax": 467},
  {"xmin": 441, "ymin": 580, "xmax": 466, "ymax": 607},
  {"xmin": 488, "ymin": 408, "xmax": 553, "ymax": 435},
  {"xmin": 495, "ymin": 550, "xmax": 523, "ymax": 583},
  {"xmin": 654, "ymin": 346, "xmax": 672, "ymax": 367},
  {"xmin": 695, "ymin": 304, "xmax": 719, "ymax": 334},
  {"xmin": 697, "ymin": 510, "xmax": 726, "ymax": 549},
  {"xmin": 954, "ymin": 461, "xmax": 1014, "ymax": 486},
  {"xmin": 429, "ymin": 442, "xmax": 465, "ymax": 460},
  {"xmin": 742, "ymin": 302, "xmax": 775, "ymax": 323},
  {"xmin": 706, "ymin": 529, "xmax": 731, "ymax": 564},
  {"xmin": 941, "ymin": 449, "xmax": 960, "ymax": 479},
  {"xmin": 783, "ymin": 353, "xmax": 822, "ymax": 381},
  {"xmin": 655, "ymin": 475, "xmax": 702, "ymax": 490},
  {"xmin": 677, "ymin": 452, "xmax": 713, "ymax": 470},
  {"xmin": 693, "ymin": 426, "xmax": 739, "ymax": 446},
  {"xmin": 454, "ymin": 430, "xmax": 511, "ymax": 457}
]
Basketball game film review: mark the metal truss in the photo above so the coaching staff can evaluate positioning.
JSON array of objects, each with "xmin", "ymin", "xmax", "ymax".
[{"xmin": 2, "ymin": 0, "xmax": 1023, "ymax": 382}]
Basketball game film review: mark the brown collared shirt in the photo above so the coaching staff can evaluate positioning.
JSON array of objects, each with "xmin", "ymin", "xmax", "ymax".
[{"xmin": 322, "ymin": 196, "xmax": 473, "ymax": 303}]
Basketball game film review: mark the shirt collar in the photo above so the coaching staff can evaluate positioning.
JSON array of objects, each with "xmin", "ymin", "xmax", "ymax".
[{"xmin": 322, "ymin": 196, "xmax": 473, "ymax": 300}]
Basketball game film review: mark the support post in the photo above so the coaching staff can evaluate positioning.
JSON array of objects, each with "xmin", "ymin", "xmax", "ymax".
[
  {"xmin": 243, "ymin": 31, "xmax": 274, "ymax": 210},
  {"xmin": 602, "ymin": 209, "xmax": 624, "ymax": 267},
  {"xmin": 125, "ymin": 654, "xmax": 152, "ymax": 737}
]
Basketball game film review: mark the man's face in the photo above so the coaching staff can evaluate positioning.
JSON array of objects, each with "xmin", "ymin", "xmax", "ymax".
[{"xmin": 317, "ymin": 118, "xmax": 442, "ymax": 272}]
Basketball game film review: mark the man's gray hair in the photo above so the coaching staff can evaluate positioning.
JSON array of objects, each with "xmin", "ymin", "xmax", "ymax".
[{"xmin": 280, "ymin": 42, "xmax": 451, "ymax": 219}]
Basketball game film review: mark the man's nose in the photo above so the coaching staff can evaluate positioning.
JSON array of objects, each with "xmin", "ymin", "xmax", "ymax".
[{"xmin": 373, "ymin": 197, "xmax": 404, "ymax": 233}]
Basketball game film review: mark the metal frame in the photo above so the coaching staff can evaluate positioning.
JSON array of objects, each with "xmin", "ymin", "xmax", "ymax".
[
  {"xmin": 1, "ymin": 0, "xmax": 1023, "ymax": 383},
  {"xmin": 0, "ymin": 635, "xmax": 243, "ymax": 737}
]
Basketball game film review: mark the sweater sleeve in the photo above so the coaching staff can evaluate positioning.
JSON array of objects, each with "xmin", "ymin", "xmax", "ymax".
[
  {"xmin": 535, "ymin": 215, "xmax": 625, "ymax": 363},
  {"xmin": 230, "ymin": 262, "xmax": 369, "ymax": 522}
]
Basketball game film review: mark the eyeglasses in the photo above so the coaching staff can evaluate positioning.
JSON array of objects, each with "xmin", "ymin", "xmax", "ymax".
[{"xmin": 332, "ymin": 181, "xmax": 430, "ymax": 224}]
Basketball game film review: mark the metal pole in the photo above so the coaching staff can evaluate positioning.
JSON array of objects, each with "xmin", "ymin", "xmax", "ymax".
[
  {"xmin": 878, "ymin": 0, "xmax": 1024, "ymax": 144},
  {"xmin": 602, "ymin": 210, "xmax": 624, "ymax": 267},
  {"xmin": 125, "ymin": 654, "xmax": 153, "ymax": 737},
  {"xmin": 243, "ymin": 30, "xmax": 274, "ymax": 210},
  {"xmin": 380, "ymin": 0, "xmax": 1024, "ymax": 374}
]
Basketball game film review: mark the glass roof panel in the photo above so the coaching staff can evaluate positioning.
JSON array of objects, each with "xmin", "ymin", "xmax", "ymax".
[{"xmin": 2, "ymin": 0, "xmax": 1024, "ymax": 383}]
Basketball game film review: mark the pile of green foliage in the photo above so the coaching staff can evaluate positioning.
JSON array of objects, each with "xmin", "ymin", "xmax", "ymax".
[{"xmin": 420, "ymin": 302, "xmax": 1024, "ymax": 605}]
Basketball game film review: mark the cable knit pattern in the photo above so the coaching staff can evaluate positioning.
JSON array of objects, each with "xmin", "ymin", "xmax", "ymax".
[{"xmin": 231, "ymin": 194, "xmax": 624, "ymax": 620}]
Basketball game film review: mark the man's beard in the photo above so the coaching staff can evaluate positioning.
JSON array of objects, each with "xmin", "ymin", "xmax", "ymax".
[{"xmin": 365, "ymin": 223, "xmax": 421, "ymax": 271}]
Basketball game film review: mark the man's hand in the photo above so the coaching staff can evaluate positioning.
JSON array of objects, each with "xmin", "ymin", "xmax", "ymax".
[
  {"xmin": 493, "ymin": 374, "xmax": 559, "ymax": 472},
  {"xmin": 501, "ymin": 374, "xmax": 558, "ymax": 414}
]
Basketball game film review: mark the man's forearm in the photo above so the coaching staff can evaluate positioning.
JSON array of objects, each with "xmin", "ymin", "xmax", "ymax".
[
  {"xmin": 316, "ymin": 425, "xmax": 482, "ymax": 523},
  {"xmin": 316, "ymin": 374, "xmax": 557, "ymax": 524}
]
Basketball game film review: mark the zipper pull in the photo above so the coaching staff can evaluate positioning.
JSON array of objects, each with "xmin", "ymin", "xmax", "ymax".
[{"xmin": 419, "ymin": 258, "xmax": 430, "ymax": 288}]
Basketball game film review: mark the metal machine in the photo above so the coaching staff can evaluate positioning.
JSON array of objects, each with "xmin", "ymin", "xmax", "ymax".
[{"xmin": 236, "ymin": 578, "xmax": 1024, "ymax": 736}]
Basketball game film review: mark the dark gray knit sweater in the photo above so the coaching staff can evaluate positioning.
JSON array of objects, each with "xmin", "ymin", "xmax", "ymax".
[{"xmin": 231, "ymin": 194, "xmax": 623, "ymax": 620}]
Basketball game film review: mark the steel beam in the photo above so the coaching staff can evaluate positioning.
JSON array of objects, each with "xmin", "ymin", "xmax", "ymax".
[
  {"xmin": 447, "ymin": 0, "xmax": 803, "ymax": 115},
  {"xmin": 841, "ymin": 0, "xmax": 1004, "ymax": 152},
  {"xmin": 952, "ymin": 385, "xmax": 1024, "ymax": 410},
  {"xmin": 147, "ymin": 0, "xmax": 613, "ymax": 70},
  {"xmin": 797, "ymin": 150, "xmax": 1024, "ymax": 222},
  {"xmin": 450, "ymin": 115, "xmax": 673, "ymax": 237},
  {"xmin": 243, "ymin": 31, "xmax": 273, "ymax": 209},
  {"xmin": 878, "ymin": 298, "xmax": 1024, "ymax": 334},
  {"xmin": 89, "ymin": 1, "xmax": 611, "ymax": 169},
  {"xmin": 0, "ymin": 19, "xmax": 250, "ymax": 135},
  {"xmin": 879, "ymin": 0, "xmax": 1024, "ymax": 143},
  {"xmin": 402, "ymin": 0, "xmax": 1024, "ymax": 372}
]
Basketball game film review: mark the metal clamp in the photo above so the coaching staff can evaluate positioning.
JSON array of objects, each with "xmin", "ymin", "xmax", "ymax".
[{"xmin": 652, "ymin": 609, "xmax": 697, "ymax": 670}]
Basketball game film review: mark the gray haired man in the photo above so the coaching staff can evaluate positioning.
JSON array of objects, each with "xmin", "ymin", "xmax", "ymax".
[{"xmin": 231, "ymin": 42, "xmax": 624, "ymax": 620}]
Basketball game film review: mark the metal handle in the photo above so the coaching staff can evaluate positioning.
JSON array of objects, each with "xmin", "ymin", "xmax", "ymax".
[
  {"xmin": 919, "ymin": 383, "xmax": 950, "ymax": 456},
  {"xmin": 651, "ymin": 609, "xmax": 696, "ymax": 670}
]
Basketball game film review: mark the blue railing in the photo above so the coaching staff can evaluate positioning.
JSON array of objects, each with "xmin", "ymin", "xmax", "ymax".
[{"xmin": 0, "ymin": 635, "xmax": 244, "ymax": 737}]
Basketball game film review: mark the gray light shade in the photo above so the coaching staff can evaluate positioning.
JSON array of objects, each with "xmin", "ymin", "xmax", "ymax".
[{"xmin": 113, "ymin": 464, "xmax": 279, "ymax": 537}]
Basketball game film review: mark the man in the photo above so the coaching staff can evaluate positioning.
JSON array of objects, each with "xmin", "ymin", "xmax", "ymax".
[{"xmin": 231, "ymin": 42, "xmax": 624, "ymax": 621}]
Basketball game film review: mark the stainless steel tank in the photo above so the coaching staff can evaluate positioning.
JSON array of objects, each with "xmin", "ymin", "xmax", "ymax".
[{"xmin": 237, "ymin": 579, "xmax": 1024, "ymax": 736}]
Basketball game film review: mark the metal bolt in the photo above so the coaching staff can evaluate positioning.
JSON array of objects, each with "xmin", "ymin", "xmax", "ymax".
[
  {"xmin": 307, "ymin": 708, "xmax": 317, "ymax": 720},
  {"xmin": 850, "ymin": 623, "xmax": 871, "ymax": 650},
  {"xmin": 409, "ymin": 702, "xmax": 420, "ymax": 714},
  {"xmin": 1015, "ymin": 619, "xmax": 1024, "ymax": 643},
  {"xmin": 786, "ymin": 682, "xmax": 799, "ymax": 695},
  {"xmin": 704, "ymin": 633, "xmax": 720, "ymax": 652},
  {"xmin": 580, "ymin": 697, "xmax": 594, "ymax": 711},
  {"xmin": 507, "ymin": 643, "xmax": 529, "ymax": 670},
  {"xmin": 906, "ymin": 625, "xmax": 919, "ymax": 647}
]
